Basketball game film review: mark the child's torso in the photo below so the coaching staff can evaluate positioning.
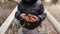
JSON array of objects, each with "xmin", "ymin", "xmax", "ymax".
[{"xmin": 19, "ymin": 2, "xmax": 41, "ymax": 15}]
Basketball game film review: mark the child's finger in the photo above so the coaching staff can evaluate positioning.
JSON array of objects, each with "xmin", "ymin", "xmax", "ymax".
[
  {"xmin": 28, "ymin": 18, "xmax": 36, "ymax": 23},
  {"xmin": 32, "ymin": 15, "xmax": 38, "ymax": 21},
  {"xmin": 32, "ymin": 15, "xmax": 37, "ymax": 19}
]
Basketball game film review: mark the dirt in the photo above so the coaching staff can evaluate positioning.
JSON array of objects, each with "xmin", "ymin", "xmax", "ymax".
[
  {"xmin": 0, "ymin": 1, "xmax": 17, "ymax": 26},
  {"xmin": 45, "ymin": 4, "xmax": 60, "ymax": 23},
  {"xmin": 40, "ymin": 19, "xmax": 57, "ymax": 34}
]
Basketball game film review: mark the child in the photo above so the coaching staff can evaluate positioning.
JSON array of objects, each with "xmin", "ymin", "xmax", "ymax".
[{"xmin": 15, "ymin": 0, "xmax": 46, "ymax": 34}]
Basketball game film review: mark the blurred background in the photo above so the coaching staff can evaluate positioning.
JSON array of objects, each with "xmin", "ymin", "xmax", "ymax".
[{"xmin": 0, "ymin": 0, "xmax": 60, "ymax": 34}]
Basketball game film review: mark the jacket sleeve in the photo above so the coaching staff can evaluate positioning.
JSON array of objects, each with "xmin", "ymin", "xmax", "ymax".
[
  {"xmin": 15, "ymin": 11, "xmax": 21, "ymax": 20},
  {"xmin": 37, "ymin": 3, "xmax": 46, "ymax": 22},
  {"xmin": 15, "ymin": 3, "xmax": 22, "ymax": 20}
]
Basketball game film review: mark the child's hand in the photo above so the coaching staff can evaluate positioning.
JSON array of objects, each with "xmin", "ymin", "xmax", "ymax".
[
  {"xmin": 20, "ymin": 13, "xmax": 26, "ymax": 20},
  {"xmin": 28, "ymin": 15, "xmax": 38, "ymax": 23},
  {"xmin": 26, "ymin": 14, "xmax": 38, "ymax": 23},
  {"xmin": 20, "ymin": 14, "xmax": 38, "ymax": 23},
  {"xmin": 32, "ymin": 15, "xmax": 38, "ymax": 21},
  {"xmin": 28, "ymin": 17, "xmax": 36, "ymax": 23}
]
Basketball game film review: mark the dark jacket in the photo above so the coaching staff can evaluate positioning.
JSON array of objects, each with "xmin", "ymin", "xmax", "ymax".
[{"xmin": 15, "ymin": 0, "xmax": 46, "ymax": 30}]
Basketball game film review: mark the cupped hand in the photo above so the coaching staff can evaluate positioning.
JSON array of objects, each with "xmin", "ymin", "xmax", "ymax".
[
  {"xmin": 27, "ymin": 15, "xmax": 38, "ymax": 23},
  {"xmin": 20, "ymin": 13, "xmax": 26, "ymax": 20}
]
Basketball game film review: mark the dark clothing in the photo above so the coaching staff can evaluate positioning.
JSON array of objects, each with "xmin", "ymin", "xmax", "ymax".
[
  {"xmin": 15, "ymin": 0, "xmax": 46, "ymax": 30},
  {"xmin": 22, "ymin": 0, "xmax": 37, "ymax": 5}
]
